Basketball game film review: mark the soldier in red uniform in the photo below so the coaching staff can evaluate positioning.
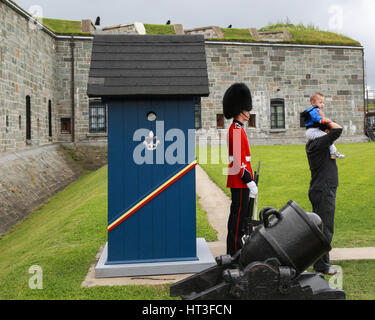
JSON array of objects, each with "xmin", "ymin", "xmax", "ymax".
[{"xmin": 223, "ymin": 83, "xmax": 258, "ymax": 256}]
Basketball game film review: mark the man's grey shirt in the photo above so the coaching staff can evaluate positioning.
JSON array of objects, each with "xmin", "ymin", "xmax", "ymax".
[{"xmin": 305, "ymin": 128, "xmax": 343, "ymax": 191}]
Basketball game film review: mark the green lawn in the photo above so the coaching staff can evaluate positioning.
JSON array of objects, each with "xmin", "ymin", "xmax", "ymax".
[
  {"xmin": 259, "ymin": 23, "xmax": 360, "ymax": 46},
  {"xmin": 209, "ymin": 23, "xmax": 361, "ymax": 46},
  {"xmin": 197, "ymin": 196, "xmax": 218, "ymax": 242},
  {"xmin": 305, "ymin": 260, "xmax": 375, "ymax": 300},
  {"xmin": 220, "ymin": 27, "xmax": 256, "ymax": 41},
  {"xmin": 339, "ymin": 260, "xmax": 375, "ymax": 300},
  {"xmin": 29, "ymin": 14, "xmax": 361, "ymax": 46},
  {"xmin": 144, "ymin": 24, "xmax": 176, "ymax": 35},
  {"xmin": 38, "ymin": 18, "xmax": 177, "ymax": 36},
  {"xmin": 37, "ymin": 18, "xmax": 90, "ymax": 36},
  {"xmin": 0, "ymin": 166, "xmax": 215, "ymax": 300},
  {"xmin": 198, "ymin": 142, "xmax": 375, "ymax": 248}
]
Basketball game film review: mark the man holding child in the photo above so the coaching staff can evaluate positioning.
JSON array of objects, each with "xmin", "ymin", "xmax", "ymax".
[{"xmin": 305, "ymin": 92, "xmax": 343, "ymax": 275}]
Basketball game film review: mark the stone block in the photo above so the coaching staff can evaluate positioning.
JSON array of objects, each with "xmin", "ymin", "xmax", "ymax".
[
  {"xmin": 81, "ymin": 20, "xmax": 96, "ymax": 33},
  {"xmin": 338, "ymin": 90, "xmax": 351, "ymax": 95},
  {"xmin": 270, "ymin": 56, "xmax": 285, "ymax": 62},
  {"xmin": 258, "ymin": 29, "xmax": 293, "ymax": 42},
  {"xmin": 173, "ymin": 24, "xmax": 184, "ymax": 35},
  {"xmin": 249, "ymin": 28, "xmax": 259, "ymax": 40},
  {"xmin": 184, "ymin": 26, "xmax": 224, "ymax": 39},
  {"xmin": 332, "ymin": 55, "xmax": 350, "ymax": 61}
]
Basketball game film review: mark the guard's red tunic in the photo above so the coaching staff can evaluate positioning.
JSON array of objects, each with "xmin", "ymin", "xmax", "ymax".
[{"xmin": 227, "ymin": 120, "xmax": 254, "ymax": 188}]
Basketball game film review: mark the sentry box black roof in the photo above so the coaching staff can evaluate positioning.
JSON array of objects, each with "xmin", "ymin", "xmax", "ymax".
[{"xmin": 87, "ymin": 34, "xmax": 210, "ymax": 97}]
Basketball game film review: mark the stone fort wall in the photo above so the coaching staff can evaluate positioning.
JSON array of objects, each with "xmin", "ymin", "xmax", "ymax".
[
  {"xmin": 0, "ymin": 0, "xmax": 368, "ymax": 153},
  {"xmin": 0, "ymin": 1, "xmax": 97, "ymax": 152},
  {"xmin": 0, "ymin": 1, "xmax": 56, "ymax": 152},
  {"xmin": 199, "ymin": 43, "xmax": 366, "ymax": 145}
]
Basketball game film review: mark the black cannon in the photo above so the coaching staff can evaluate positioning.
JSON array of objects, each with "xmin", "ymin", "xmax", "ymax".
[{"xmin": 170, "ymin": 200, "xmax": 345, "ymax": 300}]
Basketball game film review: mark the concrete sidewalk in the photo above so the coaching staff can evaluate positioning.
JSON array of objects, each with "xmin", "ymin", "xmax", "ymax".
[{"xmin": 331, "ymin": 247, "xmax": 375, "ymax": 261}]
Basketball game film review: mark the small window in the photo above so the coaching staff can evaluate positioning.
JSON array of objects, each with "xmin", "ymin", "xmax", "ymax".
[
  {"xmin": 89, "ymin": 99, "xmax": 107, "ymax": 133},
  {"xmin": 19, "ymin": 115, "xmax": 22, "ymax": 129},
  {"xmin": 270, "ymin": 99, "xmax": 285, "ymax": 129},
  {"xmin": 194, "ymin": 97, "xmax": 202, "ymax": 129},
  {"xmin": 248, "ymin": 114, "xmax": 256, "ymax": 128},
  {"xmin": 217, "ymin": 114, "xmax": 225, "ymax": 129},
  {"xmin": 6, "ymin": 115, "xmax": 9, "ymax": 127},
  {"xmin": 61, "ymin": 118, "xmax": 71, "ymax": 134},
  {"xmin": 26, "ymin": 96, "xmax": 31, "ymax": 140}
]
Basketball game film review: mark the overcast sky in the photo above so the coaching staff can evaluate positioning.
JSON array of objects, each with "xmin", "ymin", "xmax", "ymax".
[{"xmin": 13, "ymin": 0, "xmax": 375, "ymax": 92}]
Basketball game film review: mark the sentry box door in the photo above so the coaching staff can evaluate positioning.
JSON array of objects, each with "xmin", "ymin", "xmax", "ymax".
[{"xmin": 106, "ymin": 97, "xmax": 197, "ymax": 264}]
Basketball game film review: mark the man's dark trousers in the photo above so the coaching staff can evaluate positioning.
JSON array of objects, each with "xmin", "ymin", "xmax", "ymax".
[
  {"xmin": 227, "ymin": 188, "xmax": 249, "ymax": 256},
  {"xmin": 309, "ymin": 186, "xmax": 337, "ymax": 271}
]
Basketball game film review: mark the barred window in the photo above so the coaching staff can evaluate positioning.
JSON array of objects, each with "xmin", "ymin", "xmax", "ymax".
[
  {"xmin": 89, "ymin": 99, "xmax": 107, "ymax": 133},
  {"xmin": 270, "ymin": 99, "xmax": 285, "ymax": 129}
]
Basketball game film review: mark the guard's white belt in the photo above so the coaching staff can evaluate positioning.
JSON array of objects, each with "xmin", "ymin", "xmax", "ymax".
[{"xmin": 229, "ymin": 156, "xmax": 251, "ymax": 162}]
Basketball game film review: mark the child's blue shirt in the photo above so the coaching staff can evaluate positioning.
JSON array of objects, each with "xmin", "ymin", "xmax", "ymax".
[{"xmin": 305, "ymin": 106, "xmax": 323, "ymax": 127}]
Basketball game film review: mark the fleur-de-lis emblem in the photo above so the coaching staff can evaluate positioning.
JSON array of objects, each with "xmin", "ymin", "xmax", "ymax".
[{"xmin": 143, "ymin": 131, "xmax": 160, "ymax": 151}]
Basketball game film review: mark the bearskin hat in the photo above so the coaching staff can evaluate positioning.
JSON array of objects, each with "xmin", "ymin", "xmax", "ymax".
[{"xmin": 223, "ymin": 83, "xmax": 252, "ymax": 120}]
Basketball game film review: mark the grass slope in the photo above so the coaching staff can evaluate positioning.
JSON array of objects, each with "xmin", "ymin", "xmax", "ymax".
[
  {"xmin": 198, "ymin": 142, "xmax": 375, "ymax": 248},
  {"xmin": 211, "ymin": 23, "xmax": 361, "ymax": 46},
  {"xmin": 340, "ymin": 260, "xmax": 375, "ymax": 300},
  {"xmin": 0, "ymin": 166, "xmax": 216, "ymax": 300},
  {"xmin": 221, "ymin": 28, "xmax": 256, "ymax": 41},
  {"xmin": 37, "ymin": 18, "xmax": 90, "ymax": 36},
  {"xmin": 259, "ymin": 23, "xmax": 361, "ymax": 46},
  {"xmin": 144, "ymin": 24, "xmax": 176, "ymax": 35}
]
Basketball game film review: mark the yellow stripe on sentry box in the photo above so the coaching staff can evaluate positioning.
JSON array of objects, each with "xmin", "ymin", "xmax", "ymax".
[{"xmin": 107, "ymin": 160, "xmax": 197, "ymax": 232}]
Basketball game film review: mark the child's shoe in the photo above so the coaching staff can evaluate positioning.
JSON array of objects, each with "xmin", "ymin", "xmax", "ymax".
[{"xmin": 330, "ymin": 152, "xmax": 345, "ymax": 160}]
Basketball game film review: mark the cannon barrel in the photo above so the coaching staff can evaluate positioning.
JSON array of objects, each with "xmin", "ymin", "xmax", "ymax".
[{"xmin": 239, "ymin": 200, "xmax": 331, "ymax": 274}]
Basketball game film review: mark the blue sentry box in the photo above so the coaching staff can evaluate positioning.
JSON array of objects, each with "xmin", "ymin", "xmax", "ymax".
[
  {"xmin": 106, "ymin": 98, "xmax": 197, "ymax": 264},
  {"xmin": 87, "ymin": 34, "xmax": 211, "ymax": 269}
]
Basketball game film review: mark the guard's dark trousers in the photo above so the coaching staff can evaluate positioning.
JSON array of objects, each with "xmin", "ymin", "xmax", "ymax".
[
  {"xmin": 309, "ymin": 187, "xmax": 337, "ymax": 272},
  {"xmin": 227, "ymin": 188, "xmax": 250, "ymax": 256}
]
